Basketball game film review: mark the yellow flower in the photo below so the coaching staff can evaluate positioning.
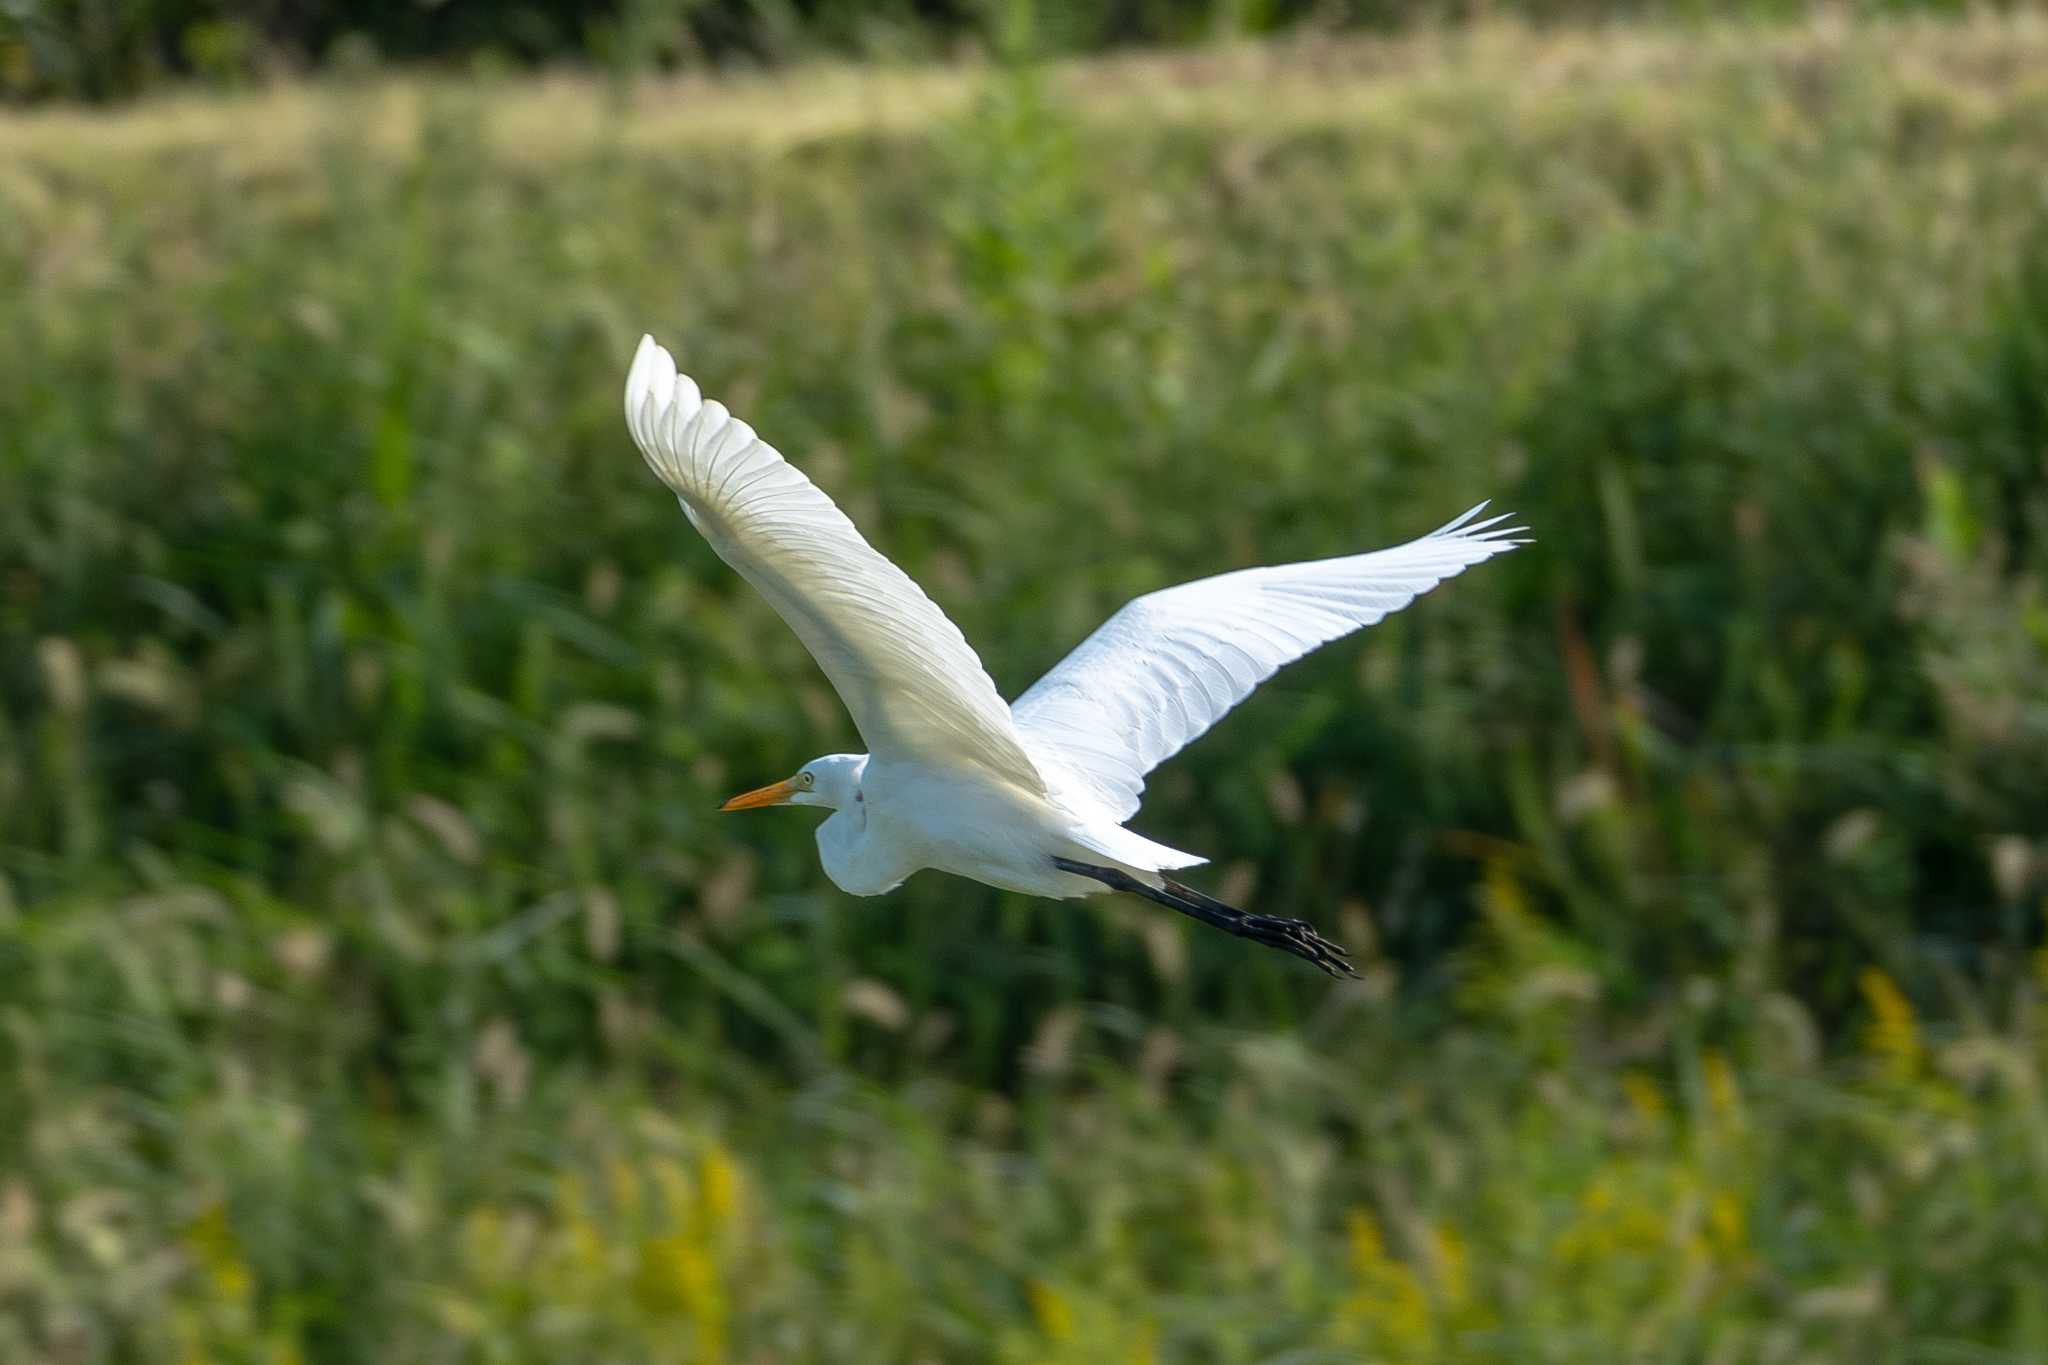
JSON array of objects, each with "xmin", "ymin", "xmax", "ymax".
[
  {"xmin": 1555, "ymin": 1173, "xmax": 1667, "ymax": 1267},
  {"xmin": 607, "ymin": 1155, "xmax": 643, "ymax": 1223},
  {"xmin": 652, "ymin": 1156, "xmax": 694, "ymax": 1225},
  {"xmin": 1428, "ymin": 1222, "xmax": 1470, "ymax": 1307},
  {"xmin": 1702, "ymin": 1049, "xmax": 1741, "ymax": 1122},
  {"xmin": 553, "ymin": 1174, "xmax": 607, "ymax": 1280},
  {"xmin": 1341, "ymin": 1208, "xmax": 1431, "ymax": 1353},
  {"xmin": 1483, "ymin": 856, "xmax": 1530, "ymax": 921},
  {"xmin": 463, "ymin": 1207, "xmax": 505, "ymax": 1277},
  {"xmin": 638, "ymin": 1234, "xmax": 727, "ymax": 1360},
  {"xmin": 700, "ymin": 1143, "xmax": 740, "ymax": 1233},
  {"xmin": 1621, "ymin": 1071, "xmax": 1667, "ymax": 1125},
  {"xmin": 1707, "ymin": 1191, "xmax": 1746, "ymax": 1257},
  {"xmin": 185, "ymin": 1202, "xmax": 254, "ymax": 1307},
  {"xmin": 1859, "ymin": 968, "xmax": 1921, "ymax": 1081},
  {"xmin": 1029, "ymin": 1279, "xmax": 1077, "ymax": 1343}
]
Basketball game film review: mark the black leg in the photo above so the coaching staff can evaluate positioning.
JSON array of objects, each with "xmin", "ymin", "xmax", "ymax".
[{"xmin": 1051, "ymin": 857, "xmax": 1357, "ymax": 979}]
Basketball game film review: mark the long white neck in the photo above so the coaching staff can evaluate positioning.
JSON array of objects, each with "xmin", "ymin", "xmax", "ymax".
[{"xmin": 813, "ymin": 758, "xmax": 916, "ymax": 896}]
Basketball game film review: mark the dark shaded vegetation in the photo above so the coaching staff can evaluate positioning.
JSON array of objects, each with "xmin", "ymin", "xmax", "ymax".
[{"xmin": 0, "ymin": 0, "xmax": 2012, "ymax": 102}]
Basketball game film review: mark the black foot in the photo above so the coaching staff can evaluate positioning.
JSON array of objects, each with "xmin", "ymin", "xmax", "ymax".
[{"xmin": 1219, "ymin": 907, "xmax": 1356, "ymax": 978}]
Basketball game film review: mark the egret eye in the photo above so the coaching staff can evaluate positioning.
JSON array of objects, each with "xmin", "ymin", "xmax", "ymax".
[{"xmin": 801, "ymin": 772, "xmax": 815, "ymax": 788}]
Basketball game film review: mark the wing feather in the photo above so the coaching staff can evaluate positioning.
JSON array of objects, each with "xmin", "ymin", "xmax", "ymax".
[
  {"xmin": 625, "ymin": 335, "xmax": 1044, "ymax": 794},
  {"xmin": 1013, "ymin": 504, "xmax": 1527, "ymax": 819}
]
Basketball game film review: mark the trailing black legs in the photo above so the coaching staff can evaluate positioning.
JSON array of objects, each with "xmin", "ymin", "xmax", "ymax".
[{"xmin": 1051, "ymin": 857, "xmax": 1357, "ymax": 978}]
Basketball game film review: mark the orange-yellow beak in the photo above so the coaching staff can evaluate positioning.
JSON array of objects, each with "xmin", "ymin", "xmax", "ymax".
[{"xmin": 719, "ymin": 776, "xmax": 801, "ymax": 812}]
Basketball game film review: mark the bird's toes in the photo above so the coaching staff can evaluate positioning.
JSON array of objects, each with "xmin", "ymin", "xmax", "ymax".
[
  {"xmin": 1299, "ymin": 941, "xmax": 1360, "ymax": 978},
  {"xmin": 1243, "ymin": 915, "xmax": 1358, "ymax": 978},
  {"xmin": 1244, "ymin": 912, "xmax": 1309, "ymax": 935},
  {"xmin": 1309, "ymin": 940, "xmax": 1362, "ymax": 979},
  {"xmin": 1248, "ymin": 913, "xmax": 1348, "ymax": 948}
]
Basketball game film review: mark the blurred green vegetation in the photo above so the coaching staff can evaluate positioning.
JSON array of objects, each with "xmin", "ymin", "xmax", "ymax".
[
  {"xmin": 0, "ymin": 0, "xmax": 2016, "ymax": 103},
  {"xmin": 4, "ymin": 16, "xmax": 2048, "ymax": 1363}
]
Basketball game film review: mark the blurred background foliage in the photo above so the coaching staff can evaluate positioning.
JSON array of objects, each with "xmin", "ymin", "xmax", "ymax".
[
  {"xmin": 0, "ymin": 0, "xmax": 2011, "ymax": 103},
  {"xmin": 5, "ymin": 8, "xmax": 2048, "ymax": 1363}
]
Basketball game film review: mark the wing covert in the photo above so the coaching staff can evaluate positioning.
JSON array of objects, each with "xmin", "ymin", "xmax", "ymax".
[{"xmin": 624, "ymin": 335, "xmax": 1044, "ymax": 794}]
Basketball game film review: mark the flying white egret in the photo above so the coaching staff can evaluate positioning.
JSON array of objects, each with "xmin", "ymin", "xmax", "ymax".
[{"xmin": 624, "ymin": 335, "xmax": 1526, "ymax": 975}]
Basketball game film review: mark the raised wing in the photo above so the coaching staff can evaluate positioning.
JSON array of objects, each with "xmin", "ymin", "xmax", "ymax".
[
  {"xmin": 1012, "ymin": 504, "xmax": 1527, "ymax": 820},
  {"xmin": 624, "ymin": 335, "xmax": 1044, "ymax": 794}
]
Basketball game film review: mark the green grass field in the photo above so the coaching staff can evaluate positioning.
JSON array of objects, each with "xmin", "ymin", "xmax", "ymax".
[{"xmin": 5, "ymin": 16, "xmax": 2048, "ymax": 1362}]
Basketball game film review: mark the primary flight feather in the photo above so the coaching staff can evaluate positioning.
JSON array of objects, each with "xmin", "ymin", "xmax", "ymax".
[{"xmin": 625, "ymin": 334, "xmax": 1526, "ymax": 975}]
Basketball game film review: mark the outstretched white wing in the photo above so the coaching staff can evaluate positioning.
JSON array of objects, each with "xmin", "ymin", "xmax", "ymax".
[
  {"xmin": 624, "ymin": 335, "xmax": 1044, "ymax": 794},
  {"xmin": 1012, "ymin": 505, "xmax": 1527, "ymax": 820}
]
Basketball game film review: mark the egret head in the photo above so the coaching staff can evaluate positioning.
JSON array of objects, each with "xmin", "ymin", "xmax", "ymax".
[{"xmin": 719, "ymin": 753, "xmax": 865, "ymax": 813}]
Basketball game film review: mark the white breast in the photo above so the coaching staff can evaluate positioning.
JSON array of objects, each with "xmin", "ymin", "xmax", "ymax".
[{"xmin": 815, "ymin": 803, "xmax": 919, "ymax": 896}]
